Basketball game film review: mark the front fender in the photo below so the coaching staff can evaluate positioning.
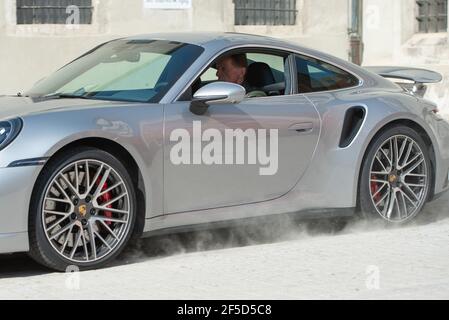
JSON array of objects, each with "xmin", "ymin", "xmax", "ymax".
[{"xmin": 0, "ymin": 105, "xmax": 164, "ymax": 218}]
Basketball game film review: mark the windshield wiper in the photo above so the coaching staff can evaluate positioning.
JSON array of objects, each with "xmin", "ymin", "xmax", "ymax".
[{"xmin": 43, "ymin": 93, "xmax": 92, "ymax": 100}]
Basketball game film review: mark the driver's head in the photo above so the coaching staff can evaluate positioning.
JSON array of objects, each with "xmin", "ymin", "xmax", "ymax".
[{"xmin": 216, "ymin": 54, "xmax": 247, "ymax": 85}]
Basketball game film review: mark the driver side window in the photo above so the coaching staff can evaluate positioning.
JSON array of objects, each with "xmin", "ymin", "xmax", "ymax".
[
  {"xmin": 200, "ymin": 67, "xmax": 218, "ymax": 83},
  {"xmin": 182, "ymin": 50, "xmax": 290, "ymax": 101}
]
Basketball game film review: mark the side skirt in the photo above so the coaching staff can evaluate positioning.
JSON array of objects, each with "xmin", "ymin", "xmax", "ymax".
[{"xmin": 141, "ymin": 208, "xmax": 356, "ymax": 238}]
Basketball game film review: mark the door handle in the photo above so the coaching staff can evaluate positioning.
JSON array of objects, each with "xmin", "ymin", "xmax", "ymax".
[{"xmin": 288, "ymin": 122, "xmax": 314, "ymax": 134}]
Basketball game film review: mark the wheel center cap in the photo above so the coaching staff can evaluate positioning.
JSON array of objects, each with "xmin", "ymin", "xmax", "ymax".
[
  {"xmin": 389, "ymin": 174, "xmax": 398, "ymax": 184},
  {"xmin": 78, "ymin": 204, "xmax": 88, "ymax": 217},
  {"xmin": 76, "ymin": 200, "xmax": 93, "ymax": 220}
]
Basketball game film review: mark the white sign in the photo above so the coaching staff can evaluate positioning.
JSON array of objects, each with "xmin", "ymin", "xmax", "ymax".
[{"xmin": 144, "ymin": 0, "xmax": 192, "ymax": 9}]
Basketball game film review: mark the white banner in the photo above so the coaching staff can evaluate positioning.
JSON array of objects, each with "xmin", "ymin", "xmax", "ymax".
[{"xmin": 143, "ymin": 0, "xmax": 192, "ymax": 9}]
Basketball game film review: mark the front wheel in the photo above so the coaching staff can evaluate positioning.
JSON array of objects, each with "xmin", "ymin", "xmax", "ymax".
[
  {"xmin": 29, "ymin": 148, "xmax": 136, "ymax": 271},
  {"xmin": 359, "ymin": 125, "xmax": 432, "ymax": 223}
]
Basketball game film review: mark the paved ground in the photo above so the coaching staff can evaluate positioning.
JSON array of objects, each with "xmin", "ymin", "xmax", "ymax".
[{"xmin": 1, "ymin": 192, "xmax": 449, "ymax": 300}]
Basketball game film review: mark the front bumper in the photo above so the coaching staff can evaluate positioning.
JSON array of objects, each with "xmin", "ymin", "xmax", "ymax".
[
  {"xmin": 430, "ymin": 117, "xmax": 449, "ymax": 199},
  {"xmin": 431, "ymin": 158, "xmax": 449, "ymax": 201},
  {"xmin": 0, "ymin": 232, "xmax": 29, "ymax": 253},
  {"xmin": 0, "ymin": 165, "xmax": 42, "ymax": 254}
]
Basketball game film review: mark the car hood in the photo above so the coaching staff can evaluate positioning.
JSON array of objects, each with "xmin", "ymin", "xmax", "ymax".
[{"xmin": 0, "ymin": 95, "xmax": 126, "ymax": 120}]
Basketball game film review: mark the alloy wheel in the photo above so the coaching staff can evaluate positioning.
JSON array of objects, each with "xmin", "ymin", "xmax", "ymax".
[
  {"xmin": 369, "ymin": 135, "xmax": 429, "ymax": 222},
  {"xmin": 41, "ymin": 159, "xmax": 131, "ymax": 263}
]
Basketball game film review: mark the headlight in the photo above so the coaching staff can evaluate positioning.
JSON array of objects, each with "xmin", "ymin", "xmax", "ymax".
[{"xmin": 0, "ymin": 118, "xmax": 23, "ymax": 151}]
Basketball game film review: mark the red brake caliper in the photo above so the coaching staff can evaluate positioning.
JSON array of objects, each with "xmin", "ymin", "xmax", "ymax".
[
  {"xmin": 97, "ymin": 179, "xmax": 113, "ymax": 225},
  {"xmin": 371, "ymin": 174, "xmax": 381, "ymax": 203}
]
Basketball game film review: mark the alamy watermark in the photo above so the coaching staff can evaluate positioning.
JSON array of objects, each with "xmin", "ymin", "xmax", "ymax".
[
  {"xmin": 64, "ymin": 5, "xmax": 81, "ymax": 29},
  {"xmin": 65, "ymin": 265, "xmax": 81, "ymax": 290},
  {"xmin": 170, "ymin": 121, "xmax": 279, "ymax": 176},
  {"xmin": 365, "ymin": 265, "xmax": 381, "ymax": 290}
]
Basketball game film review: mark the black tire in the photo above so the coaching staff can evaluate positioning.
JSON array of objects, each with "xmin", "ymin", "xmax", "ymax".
[
  {"xmin": 29, "ymin": 147, "xmax": 137, "ymax": 271},
  {"xmin": 359, "ymin": 125, "xmax": 432, "ymax": 223}
]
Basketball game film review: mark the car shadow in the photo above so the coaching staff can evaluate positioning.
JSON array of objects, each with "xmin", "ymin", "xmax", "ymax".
[
  {"xmin": 1, "ymin": 193, "xmax": 449, "ymax": 277},
  {"xmin": 0, "ymin": 253, "xmax": 49, "ymax": 278}
]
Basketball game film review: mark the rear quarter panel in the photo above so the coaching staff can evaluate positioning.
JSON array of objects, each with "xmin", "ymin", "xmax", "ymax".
[{"xmin": 299, "ymin": 87, "xmax": 449, "ymax": 208}]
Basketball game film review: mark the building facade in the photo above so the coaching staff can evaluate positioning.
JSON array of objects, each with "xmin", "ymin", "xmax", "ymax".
[
  {"xmin": 0, "ymin": 0, "xmax": 448, "ymax": 107},
  {"xmin": 364, "ymin": 0, "xmax": 448, "ymax": 65}
]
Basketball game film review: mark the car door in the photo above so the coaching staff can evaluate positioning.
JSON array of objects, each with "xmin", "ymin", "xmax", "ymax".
[{"xmin": 163, "ymin": 51, "xmax": 321, "ymax": 214}]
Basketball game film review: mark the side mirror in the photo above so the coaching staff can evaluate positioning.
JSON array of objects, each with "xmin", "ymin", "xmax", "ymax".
[{"xmin": 190, "ymin": 82, "xmax": 246, "ymax": 116}]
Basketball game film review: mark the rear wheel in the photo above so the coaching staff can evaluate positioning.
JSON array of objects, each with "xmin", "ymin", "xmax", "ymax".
[
  {"xmin": 29, "ymin": 147, "xmax": 136, "ymax": 271},
  {"xmin": 360, "ymin": 125, "xmax": 432, "ymax": 223}
]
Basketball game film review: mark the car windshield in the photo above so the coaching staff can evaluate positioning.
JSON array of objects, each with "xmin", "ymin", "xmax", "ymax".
[{"xmin": 25, "ymin": 39, "xmax": 204, "ymax": 103}]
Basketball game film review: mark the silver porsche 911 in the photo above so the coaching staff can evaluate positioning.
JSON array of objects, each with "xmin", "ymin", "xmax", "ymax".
[{"xmin": 1, "ymin": 33, "xmax": 448, "ymax": 271}]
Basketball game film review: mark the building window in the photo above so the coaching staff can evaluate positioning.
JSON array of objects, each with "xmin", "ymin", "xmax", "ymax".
[
  {"xmin": 416, "ymin": 0, "xmax": 448, "ymax": 33},
  {"xmin": 16, "ymin": 0, "xmax": 93, "ymax": 25},
  {"xmin": 234, "ymin": 0, "xmax": 297, "ymax": 26}
]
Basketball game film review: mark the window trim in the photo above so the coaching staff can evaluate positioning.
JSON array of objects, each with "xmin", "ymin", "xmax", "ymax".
[{"xmin": 172, "ymin": 44, "xmax": 363, "ymax": 103}]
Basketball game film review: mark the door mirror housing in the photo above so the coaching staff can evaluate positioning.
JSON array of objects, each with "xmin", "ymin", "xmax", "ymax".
[{"xmin": 190, "ymin": 82, "xmax": 246, "ymax": 115}]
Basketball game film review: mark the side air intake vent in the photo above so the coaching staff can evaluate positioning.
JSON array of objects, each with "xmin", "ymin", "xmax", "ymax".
[{"xmin": 339, "ymin": 106, "xmax": 366, "ymax": 148}]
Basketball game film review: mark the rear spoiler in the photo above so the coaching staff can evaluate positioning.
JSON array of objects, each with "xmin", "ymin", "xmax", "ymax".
[{"xmin": 364, "ymin": 66, "xmax": 443, "ymax": 97}]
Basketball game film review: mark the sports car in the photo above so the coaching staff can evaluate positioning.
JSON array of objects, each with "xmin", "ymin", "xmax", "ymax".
[{"xmin": 0, "ymin": 33, "xmax": 448, "ymax": 271}]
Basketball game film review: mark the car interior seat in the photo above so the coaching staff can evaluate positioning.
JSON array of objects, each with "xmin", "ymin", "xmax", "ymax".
[{"xmin": 245, "ymin": 62, "xmax": 278, "ymax": 97}]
